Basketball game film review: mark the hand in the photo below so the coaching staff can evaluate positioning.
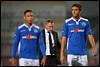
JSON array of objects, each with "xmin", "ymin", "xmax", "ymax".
[
  {"xmin": 11, "ymin": 58, "xmax": 17, "ymax": 66},
  {"xmin": 41, "ymin": 56, "xmax": 47, "ymax": 66},
  {"xmin": 91, "ymin": 47, "xmax": 97, "ymax": 56},
  {"xmin": 60, "ymin": 53, "xmax": 65, "ymax": 64}
]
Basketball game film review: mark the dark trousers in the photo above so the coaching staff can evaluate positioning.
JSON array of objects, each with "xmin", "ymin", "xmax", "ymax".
[{"xmin": 45, "ymin": 55, "xmax": 57, "ymax": 66}]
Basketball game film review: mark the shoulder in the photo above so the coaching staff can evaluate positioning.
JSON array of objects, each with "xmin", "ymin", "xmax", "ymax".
[
  {"xmin": 64, "ymin": 17, "xmax": 73, "ymax": 23},
  {"xmin": 52, "ymin": 30, "xmax": 58, "ymax": 35},
  {"xmin": 80, "ymin": 17, "xmax": 90, "ymax": 26},
  {"xmin": 18, "ymin": 24, "xmax": 25, "ymax": 30},
  {"xmin": 80, "ymin": 17, "xmax": 89, "ymax": 22},
  {"xmin": 32, "ymin": 24, "xmax": 40, "ymax": 30}
]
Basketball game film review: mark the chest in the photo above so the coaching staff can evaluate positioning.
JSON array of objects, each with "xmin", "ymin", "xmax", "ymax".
[
  {"xmin": 67, "ymin": 21, "xmax": 86, "ymax": 31},
  {"xmin": 19, "ymin": 28, "xmax": 39, "ymax": 39}
]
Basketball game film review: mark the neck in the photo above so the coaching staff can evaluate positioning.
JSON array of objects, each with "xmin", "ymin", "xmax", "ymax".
[
  {"xmin": 25, "ymin": 22, "xmax": 32, "ymax": 27},
  {"xmin": 73, "ymin": 16, "xmax": 80, "ymax": 21}
]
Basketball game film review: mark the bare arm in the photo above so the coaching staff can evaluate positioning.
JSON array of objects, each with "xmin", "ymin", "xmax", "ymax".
[
  {"xmin": 61, "ymin": 37, "xmax": 66, "ymax": 55},
  {"xmin": 60, "ymin": 37, "xmax": 67, "ymax": 64},
  {"xmin": 87, "ymin": 35, "xmax": 97, "ymax": 56}
]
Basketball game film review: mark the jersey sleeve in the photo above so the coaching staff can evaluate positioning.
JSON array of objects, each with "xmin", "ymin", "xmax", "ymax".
[
  {"xmin": 38, "ymin": 29, "xmax": 46, "ymax": 57},
  {"xmin": 85, "ymin": 20, "xmax": 92, "ymax": 36},
  {"xmin": 61, "ymin": 20, "xmax": 68, "ymax": 38},
  {"xmin": 12, "ymin": 28, "xmax": 20, "ymax": 59}
]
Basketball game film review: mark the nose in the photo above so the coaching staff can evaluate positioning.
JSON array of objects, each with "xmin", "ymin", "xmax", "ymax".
[
  {"xmin": 30, "ymin": 16, "xmax": 33, "ymax": 19},
  {"xmin": 72, "ymin": 10, "xmax": 75, "ymax": 13}
]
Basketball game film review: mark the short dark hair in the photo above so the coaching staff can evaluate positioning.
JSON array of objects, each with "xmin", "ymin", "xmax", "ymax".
[
  {"xmin": 46, "ymin": 19, "xmax": 53, "ymax": 23},
  {"xmin": 24, "ymin": 9, "xmax": 33, "ymax": 15},
  {"xmin": 72, "ymin": 3, "xmax": 82, "ymax": 11}
]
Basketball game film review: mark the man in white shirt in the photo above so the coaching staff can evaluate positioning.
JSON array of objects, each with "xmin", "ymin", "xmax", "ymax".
[{"xmin": 40, "ymin": 19, "xmax": 60, "ymax": 66}]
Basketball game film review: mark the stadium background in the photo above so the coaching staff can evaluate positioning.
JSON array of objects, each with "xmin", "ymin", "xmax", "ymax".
[{"xmin": 1, "ymin": 1, "xmax": 99, "ymax": 66}]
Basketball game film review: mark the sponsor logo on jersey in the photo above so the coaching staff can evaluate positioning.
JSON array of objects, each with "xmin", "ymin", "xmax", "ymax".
[
  {"xmin": 71, "ymin": 28, "xmax": 84, "ymax": 32},
  {"xmin": 22, "ymin": 34, "xmax": 37, "ymax": 39},
  {"xmin": 21, "ymin": 30, "xmax": 26, "ymax": 32}
]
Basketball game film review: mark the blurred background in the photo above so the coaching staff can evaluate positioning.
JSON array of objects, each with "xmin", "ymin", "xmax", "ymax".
[{"xmin": 1, "ymin": 1, "xmax": 99, "ymax": 66}]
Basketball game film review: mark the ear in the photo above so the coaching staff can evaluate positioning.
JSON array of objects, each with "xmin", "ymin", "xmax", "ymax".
[
  {"xmin": 24, "ymin": 16, "xmax": 25, "ymax": 20},
  {"xmin": 80, "ymin": 10, "xmax": 82, "ymax": 14}
]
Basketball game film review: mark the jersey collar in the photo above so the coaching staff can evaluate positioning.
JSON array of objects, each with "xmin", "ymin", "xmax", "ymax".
[
  {"xmin": 24, "ymin": 23, "xmax": 34, "ymax": 29},
  {"xmin": 71, "ymin": 17, "xmax": 82, "ymax": 23}
]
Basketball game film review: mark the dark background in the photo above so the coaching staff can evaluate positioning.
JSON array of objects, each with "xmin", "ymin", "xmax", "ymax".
[{"xmin": 1, "ymin": 1, "xmax": 99, "ymax": 66}]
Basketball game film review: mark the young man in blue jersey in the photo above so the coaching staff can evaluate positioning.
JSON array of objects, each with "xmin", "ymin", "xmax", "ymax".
[
  {"xmin": 11, "ymin": 10, "xmax": 46, "ymax": 66},
  {"xmin": 60, "ymin": 3, "xmax": 97, "ymax": 66}
]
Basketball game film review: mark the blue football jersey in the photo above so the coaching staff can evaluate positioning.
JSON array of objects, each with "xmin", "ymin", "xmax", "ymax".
[
  {"xmin": 61, "ymin": 17, "xmax": 92, "ymax": 55},
  {"xmin": 12, "ymin": 23, "xmax": 46, "ymax": 59}
]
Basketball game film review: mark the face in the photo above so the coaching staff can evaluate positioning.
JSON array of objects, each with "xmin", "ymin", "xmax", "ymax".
[
  {"xmin": 24, "ymin": 12, "xmax": 34, "ymax": 24},
  {"xmin": 45, "ymin": 22, "xmax": 54, "ymax": 32},
  {"xmin": 72, "ymin": 6, "xmax": 80, "ymax": 18}
]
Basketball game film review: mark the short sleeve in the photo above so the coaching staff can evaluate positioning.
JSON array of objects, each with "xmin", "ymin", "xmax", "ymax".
[
  {"xmin": 85, "ymin": 20, "xmax": 92, "ymax": 35},
  {"xmin": 61, "ymin": 20, "xmax": 68, "ymax": 38}
]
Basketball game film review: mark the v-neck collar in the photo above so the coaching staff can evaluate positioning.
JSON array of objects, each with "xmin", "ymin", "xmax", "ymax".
[
  {"xmin": 71, "ymin": 17, "xmax": 82, "ymax": 25},
  {"xmin": 24, "ymin": 23, "xmax": 34, "ymax": 31},
  {"xmin": 24, "ymin": 23, "xmax": 34, "ymax": 28}
]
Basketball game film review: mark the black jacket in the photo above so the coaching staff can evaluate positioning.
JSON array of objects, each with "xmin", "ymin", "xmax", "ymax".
[{"xmin": 40, "ymin": 29, "xmax": 61, "ymax": 64}]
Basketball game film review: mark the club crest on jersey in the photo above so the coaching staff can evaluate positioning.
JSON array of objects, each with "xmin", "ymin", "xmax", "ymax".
[
  {"xmin": 81, "ymin": 22, "xmax": 86, "ymax": 27},
  {"xmin": 34, "ymin": 29, "xmax": 38, "ymax": 33}
]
